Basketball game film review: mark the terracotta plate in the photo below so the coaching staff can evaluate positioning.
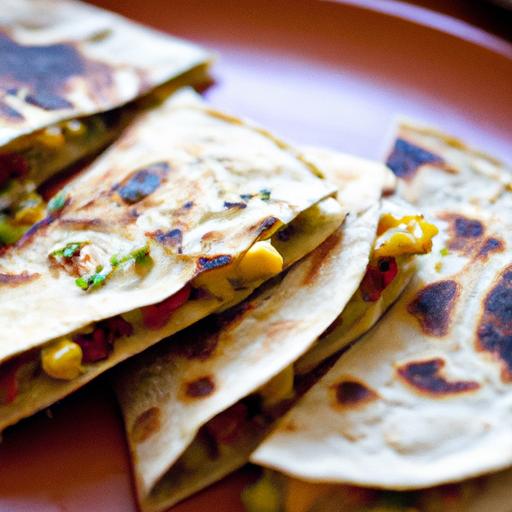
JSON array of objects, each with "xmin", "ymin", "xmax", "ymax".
[{"xmin": 1, "ymin": 1, "xmax": 511, "ymax": 511}]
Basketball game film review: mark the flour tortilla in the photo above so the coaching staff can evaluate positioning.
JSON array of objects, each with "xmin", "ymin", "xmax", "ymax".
[
  {"xmin": 0, "ymin": 90, "xmax": 339, "ymax": 430},
  {"xmin": 115, "ymin": 149, "xmax": 407, "ymax": 511},
  {"xmin": 0, "ymin": 0, "xmax": 210, "ymax": 150},
  {"xmin": 384, "ymin": 120, "xmax": 512, "ymax": 209},
  {"xmin": 252, "ymin": 126, "xmax": 512, "ymax": 490}
]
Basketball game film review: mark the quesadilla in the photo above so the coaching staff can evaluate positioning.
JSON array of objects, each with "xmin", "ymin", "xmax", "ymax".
[
  {"xmin": 115, "ymin": 148, "xmax": 437, "ymax": 511},
  {"xmin": 0, "ymin": 0, "xmax": 211, "ymax": 244},
  {"xmin": 250, "ymin": 124, "xmax": 512, "ymax": 494},
  {"xmin": 0, "ymin": 90, "xmax": 341, "ymax": 430}
]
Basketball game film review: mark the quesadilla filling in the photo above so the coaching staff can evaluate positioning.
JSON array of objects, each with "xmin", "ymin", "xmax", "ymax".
[
  {"xmin": 0, "ymin": 199, "xmax": 333, "ymax": 407},
  {"xmin": 296, "ymin": 212, "xmax": 438, "ymax": 373},
  {"xmin": 152, "ymin": 214, "xmax": 438, "ymax": 491},
  {"xmin": 242, "ymin": 469, "xmax": 482, "ymax": 512},
  {"xmin": 0, "ymin": 112, "xmax": 122, "ymax": 246},
  {"xmin": 0, "ymin": 239, "xmax": 284, "ymax": 398}
]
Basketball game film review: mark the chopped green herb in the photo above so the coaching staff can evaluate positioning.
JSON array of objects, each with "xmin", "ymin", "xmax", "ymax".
[
  {"xmin": 440, "ymin": 247, "xmax": 450, "ymax": 257},
  {"xmin": 75, "ymin": 266, "xmax": 109, "ymax": 291},
  {"xmin": 51, "ymin": 242, "xmax": 87, "ymax": 259},
  {"xmin": 75, "ymin": 277, "xmax": 89, "ymax": 290},
  {"xmin": 111, "ymin": 245, "xmax": 151, "ymax": 268},
  {"xmin": 47, "ymin": 193, "xmax": 67, "ymax": 213},
  {"xmin": 91, "ymin": 273, "xmax": 106, "ymax": 288},
  {"xmin": 259, "ymin": 189, "xmax": 271, "ymax": 201}
]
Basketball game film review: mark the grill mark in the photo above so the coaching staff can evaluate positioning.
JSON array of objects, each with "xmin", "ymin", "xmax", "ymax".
[
  {"xmin": 131, "ymin": 407, "xmax": 161, "ymax": 443},
  {"xmin": 397, "ymin": 358, "xmax": 480, "ymax": 396},
  {"xmin": 303, "ymin": 230, "xmax": 342, "ymax": 285},
  {"xmin": 386, "ymin": 138, "xmax": 446, "ymax": 181},
  {"xmin": 196, "ymin": 254, "xmax": 232, "ymax": 272},
  {"xmin": 407, "ymin": 280, "xmax": 459, "ymax": 337},
  {"xmin": 477, "ymin": 237, "xmax": 505, "ymax": 260},
  {"xmin": 59, "ymin": 217, "xmax": 104, "ymax": 230},
  {"xmin": 0, "ymin": 271, "xmax": 40, "ymax": 287},
  {"xmin": 150, "ymin": 228, "xmax": 183, "ymax": 253},
  {"xmin": 223, "ymin": 201, "xmax": 247, "ymax": 210},
  {"xmin": 0, "ymin": 31, "xmax": 114, "ymax": 112},
  {"xmin": 439, "ymin": 213, "xmax": 485, "ymax": 256},
  {"xmin": 115, "ymin": 161, "xmax": 170, "ymax": 205},
  {"xmin": 185, "ymin": 376, "xmax": 215, "ymax": 398},
  {"xmin": 476, "ymin": 265, "xmax": 512, "ymax": 382},
  {"xmin": 333, "ymin": 379, "xmax": 379, "ymax": 407}
]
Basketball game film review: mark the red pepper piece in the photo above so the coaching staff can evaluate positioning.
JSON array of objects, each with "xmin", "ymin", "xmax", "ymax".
[
  {"xmin": 141, "ymin": 284, "xmax": 191, "ymax": 330},
  {"xmin": 0, "ymin": 153, "xmax": 29, "ymax": 188},
  {"xmin": 360, "ymin": 257, "xmax": 398, "ymax": 302},
  {"xmin": 73, "ymin": 315, "xmax": 133, "ymax": 363},
  {"xmin": 205, "ymin": 402, "xmax": 248, "ymax": 445}
]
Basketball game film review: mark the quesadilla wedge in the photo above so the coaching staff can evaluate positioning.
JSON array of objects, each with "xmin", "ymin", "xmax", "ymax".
[
  {"xmin": 114, "ymin": 148, "xmax": 437, "ymax": 511},
  {"xmin": 0, "ymin": 90, "xmax": 342, "ymax": 430},
  {"xmin": 251, "ymin": 125, "xmax": 512, "ymax": 492},
  {"xmin": 0, "ymin": 0, "xmax": 211, "ymax": 244}
]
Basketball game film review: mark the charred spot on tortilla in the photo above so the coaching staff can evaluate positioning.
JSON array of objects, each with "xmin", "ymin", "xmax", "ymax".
[
  {"xmin": 476, "ymin": 265, "xmax": 512, "ymax": 381},
  {"xmin": 397, "ymin": 358, "xmax": 480, "ymax": 396},
  {"xmin": 0, "ymin": 100, "xmax": 23, "ymax": 121},
  {"xmin": 131, "ymin": 407, "xmax": 161, "ymax": 443},
  {"xmin": 15, "ymin": 213, "xmax": 58, "ymax": 248},
  {"xmin": 59, "ymin": 217, "xmax": 105, "ymax": 230},
  {"xmin": 115, "ymin": 162, "xmax": 170, "ymax": 204},
  {"xmin": 0, "ymin": 271, "xmax": 40, "ymax": 287},
  {"xmin": 0, "ymin": 31, "xmax": 113, "ymax": 112},
  {"xmin": 333, "ymin": 379, "xmax": 379, "ymax": 407},
  {"xmin": 223, "ymin": 201, "xmax": 247, "ymax": 210},
  {"xmin": 196, "ymin": 254, "xmax": 232, "ymax": 273},
  {"xmin": 150, "ymin": 228, "xmax": 183, "ymax": 253},
  {"xmin": 439, "ymin": 213, "xmax": 485, "ymax": 255},
  {"xmin": 256, "ymin": 216, "xmax": 279, "ymax": 238},
  {"xmin": 303, "ymin": 230, "xmax": 342, "ymax": 285},
  {"xmin": 407, "ymin": 280, "xmax": 459, "ymax": 337},
  {"xmin": 386, "ymin": 138, "xmax": 445, "ymax": 180},
  {"xmin": 185, "ymin": 376, "xmax": 215, "ymax": 398},
  {"xmin": 478, "ymin": 237, "xmax": 505, "ymax": 260}
]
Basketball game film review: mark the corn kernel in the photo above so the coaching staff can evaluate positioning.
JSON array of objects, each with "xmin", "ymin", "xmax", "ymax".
[
  {"xmin": 38, "ymin": 126, "xmax": 65, "ymax": 148},
  {"xmin": 41, "ymin": 339, "xmax": 83, "ymax": 380},
  {"xmin": 259, "ymin": 365, "xmax": 294, "ymax": 408},
  {"xmin": 237, "ymin": 241, "xmax": 283, "ymax": 282}
]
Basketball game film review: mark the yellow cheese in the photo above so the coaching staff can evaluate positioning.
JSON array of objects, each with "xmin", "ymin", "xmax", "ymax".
[
  {"xmin": 373, "ymin": 214, "xmax": 438, "ymax": 259},
  {"xmin": 237, "ymin": 241, "xmax": 283, "ymax": 282}
]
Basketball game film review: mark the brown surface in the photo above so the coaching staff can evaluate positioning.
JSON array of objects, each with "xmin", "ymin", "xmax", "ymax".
[{"xmin": 0, "ymin": 1, "xmax": 511, "ymax": 511}]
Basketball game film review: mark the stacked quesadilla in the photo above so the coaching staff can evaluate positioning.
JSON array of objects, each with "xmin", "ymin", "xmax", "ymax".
[
  {"xmin": 0, "ymin": 88, "xmax": 344, "ymax": 430},
  {"xmin": 0, "ymin": 0, "xmax": 210, "ymax": 245},
  {"xmin": 0, "ymin": 3, "xmax": 510, "ymax": 511},
  {"xmin": 115, "ymin": 147, "xmax": 438, "ymax": 511},
  {"xmin": 242, "ymin": 125, "xmax": 512, "ymax": 512}
]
